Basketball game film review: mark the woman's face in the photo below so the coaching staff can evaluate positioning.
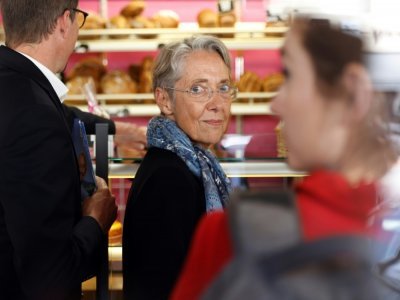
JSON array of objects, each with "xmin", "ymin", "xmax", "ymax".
[
  {"xmin": 271, "ymin": 29, "xmax": 349, "ymax": 171},
  {"xmin": 168, "ymin": 50, "xmax": 232, "ymax": 149}
]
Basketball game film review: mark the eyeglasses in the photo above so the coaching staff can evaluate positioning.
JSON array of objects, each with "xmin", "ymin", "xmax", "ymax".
[
  {"xmin": 164, "ymin": 84, "xmax": 238, "ymax": 102},
  {"xmin": 71, "ymin": 8, "xmax": 89, "ymax": 29}
]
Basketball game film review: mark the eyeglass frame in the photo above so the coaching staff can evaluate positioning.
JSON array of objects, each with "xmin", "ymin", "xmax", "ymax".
[
  {"xmin": 163, "ymin": 85, "xmax": 238, "ymax": 102},
  {"xmin": 70, "ymin": 8, "xmax": 89, "ymax": 29}
]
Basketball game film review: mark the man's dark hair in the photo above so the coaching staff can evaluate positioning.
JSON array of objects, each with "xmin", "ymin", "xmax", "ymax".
[{"xmin": 1, "ymin": 0, "xmax": 78, "ymax": 48}]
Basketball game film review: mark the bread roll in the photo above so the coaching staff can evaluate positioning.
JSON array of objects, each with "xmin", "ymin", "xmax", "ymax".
[
  {"xmin": 68, "ymin": 57, "xmax": 107, "ymax": 83},
  {"xmin": 66, "ymin": 76, "xmax": 97, "ymax": 95},
  {"xmin": 197, "ymin": 9, "xmax": 218, "ymax": 28},
  {"xmin": 128, "ymin": 15, "xmax": 159, "ymax": 39},
  {"xmin": 138, "ymin": 71, "xmax": 152, "ymax": 94},
  {"xmin": 152, "ymin": 10, "xmax": 180, "ymax": 28},
  {"xmin": 262, "ymin": 73, "xmax": 284, "ymax": 92},
  {"xmin": 140, "ymin": 56, "xmax": 154, "ymax": 73},
  {"xmin": 120, "ymin": 0, "xmax": 146, "ymax": 18},
  {"xmin": 237, "ymin": 71, "xmax": 262, "ymax": 92},
  {"xmin": 101, "ymin": 70, "xmax": 137, "ymax": 94}
]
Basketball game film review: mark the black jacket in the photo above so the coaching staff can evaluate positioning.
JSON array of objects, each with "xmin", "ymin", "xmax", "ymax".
[
  {"xmin": 123, "ymin": 147, "xmax": 206, "ymax": 300},
  {"xmin": 0, "ymin": 45, "xmax": 104, "ymax": 300}
]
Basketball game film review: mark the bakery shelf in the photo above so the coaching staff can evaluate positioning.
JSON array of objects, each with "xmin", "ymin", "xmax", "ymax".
[
  {"xmin": 103, "ymin": 161, "xmax": 306, "ymax": 179},
  {"xmin": 74, "ymin": 22, "xmax": 286, "ymax": 52},
  {"xmin": 64, "ymin": 92, "xmax": 277, "ymax": 116}
]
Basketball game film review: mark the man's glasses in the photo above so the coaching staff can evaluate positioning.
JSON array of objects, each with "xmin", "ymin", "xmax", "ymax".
[
  {"xmin": 164, "ymin": 84, "xmax": 238, "ymax": 103},
  {"xmin": 71, "ymin": 8, "xmax": 89, "ymax": 29}
]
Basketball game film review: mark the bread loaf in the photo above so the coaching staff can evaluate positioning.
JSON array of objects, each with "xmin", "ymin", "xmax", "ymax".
[
  {"xmin": 120, "ymin": 0, "xmax": 146, "ymax": 18},
  {"xmin": 197, "ymin": 9, "xmax": 218, "ymax": 28},
  {"xmin": 152, "ymin": 10, "xmax": 180, "ymax": 28},
  {"xmin": 67, "ymin": 57, "xmax": 107, "ymax": 93},
  {"xmin": 101, "ymin": 70, "xmax": 137, "ymax": 94},
  {"xmin": 262, "ymin": 73, "xmax": 284, "ymax": 92}
]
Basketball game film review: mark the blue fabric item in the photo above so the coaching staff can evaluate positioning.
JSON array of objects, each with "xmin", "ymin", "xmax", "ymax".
[{"xmin": 147, "ymin": 116, "xmax": 231, "ymax": 212}]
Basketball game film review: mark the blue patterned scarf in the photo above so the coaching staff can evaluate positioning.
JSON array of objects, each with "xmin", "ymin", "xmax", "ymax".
[{"xmin": 147, "ymin": 116, "xmax": 231, "ymax": 212}]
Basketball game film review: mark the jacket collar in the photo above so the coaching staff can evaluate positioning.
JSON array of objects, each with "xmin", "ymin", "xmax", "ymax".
[{"xmin": 0, "ymin": 45, "xmax": 66, "ymax": 116}]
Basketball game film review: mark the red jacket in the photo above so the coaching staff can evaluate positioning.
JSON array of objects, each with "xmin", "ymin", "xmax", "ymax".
[{"xmin": 170, "ymin": 170, "xmax": 377, "ymax": 300}]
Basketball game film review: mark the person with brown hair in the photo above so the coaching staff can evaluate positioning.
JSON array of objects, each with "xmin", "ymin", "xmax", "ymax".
[
  {"xmin": 170, "ymin": 16, "xmax": 399, "ymax": 300},
  {"xmin": 0, "ymin": 1, "xmax": 117, "ymax": 299}
]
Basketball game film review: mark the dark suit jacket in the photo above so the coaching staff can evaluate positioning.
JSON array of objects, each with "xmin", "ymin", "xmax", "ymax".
[
  {"xmin": 123, "ymin": 147, "xmax": 206, "ymax": 300},
  {"xmin": 0, "ymin": 46, "xmax": 104, "ymax": 300},
  {"xmin": 62, "ymin": 105, "xmax": 116, "ymax": 135}
]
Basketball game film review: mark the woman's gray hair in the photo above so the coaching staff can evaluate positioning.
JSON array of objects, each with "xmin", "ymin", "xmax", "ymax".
[{"xmin": 152, "ymin": 35, "xmax": 232, "ymax": 100}]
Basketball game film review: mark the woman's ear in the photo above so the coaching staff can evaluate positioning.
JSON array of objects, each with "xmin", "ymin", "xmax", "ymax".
[
  {"xmin": 154, "ymin": 87, "xmax": 174, "ymax": 116},
  {"xmin": 341, "ymin": 63, "xmax": 373, "ymax": 121}
]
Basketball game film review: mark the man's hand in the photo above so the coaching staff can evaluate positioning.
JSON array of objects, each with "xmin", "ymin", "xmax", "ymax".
[
  {"xmin": 82, "ymin": 177, "xmax": 117, "ymax": 233},
  {"xmin": 114, "ymin": 121, "xmax": 147, "ymax": 155}
]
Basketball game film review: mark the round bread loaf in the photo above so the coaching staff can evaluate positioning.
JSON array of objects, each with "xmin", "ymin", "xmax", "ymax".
[
  {"xmin": 66, "ymin": 76, "xmax": 98, "ymax": 95},
  {"xmin": 120, "ymin": 0, "xmax": 146, "ymax": 18},
  {"xmin": 101, "ymin": 70, "xmax": 137, "ymax": 94},
  {"xmin": 262, "ymin": 73, "xmax": 284, "ymax": 92},
  {"xmin": 128, "ymin": 15, "xmax": 159, "ymax": 39},
  {"xmin": 68, "ymin": 57, "xmax": 107, "ymax": 84},
  {"xmin": 197, "ymin": 8, "xmax": 218, "ymax": 28},
  {"xmin": 152, "ymin": 10, "xmax": 180, "ymax": 28},
  {"xmin": 237, "ymin": 71, "xmax": 262, "ymax": 92}
]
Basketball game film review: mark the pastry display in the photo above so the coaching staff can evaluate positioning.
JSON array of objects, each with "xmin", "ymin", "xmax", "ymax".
[
  {"xmin": 100, "ymin": 70, "xmax": 138, "ymax": 94},
  {"xmin": 120, "ymin": 0, "xmax": 146, "ymax": 18},
  {"xmin": 108, "ymin": 220, "xmax": 123, "ymax": 245},
  {"xmin": 197, "ymin": 9, "xmax": 219, "ymax": 28},
  {"xmin": 262, "ymin": 72, "xmax": 284, "ymax": 92},
  {"xmin": 152, "ymin": 10, "xmax": 180, "ymax": 28}
]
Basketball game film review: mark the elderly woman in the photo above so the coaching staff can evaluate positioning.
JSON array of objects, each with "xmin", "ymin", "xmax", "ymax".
[
  {"xmin": 170, "ymin": 17, "xmax": 399, "ymax": 300},
  {"xmin": 122, "ymin": 35, "xmax": 235, "ymax": 300}
]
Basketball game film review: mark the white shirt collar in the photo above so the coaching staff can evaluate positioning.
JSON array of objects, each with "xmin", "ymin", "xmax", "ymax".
[{"xmin": 19, "ymin": 52, "xmax": 69, "ymax": 102}]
